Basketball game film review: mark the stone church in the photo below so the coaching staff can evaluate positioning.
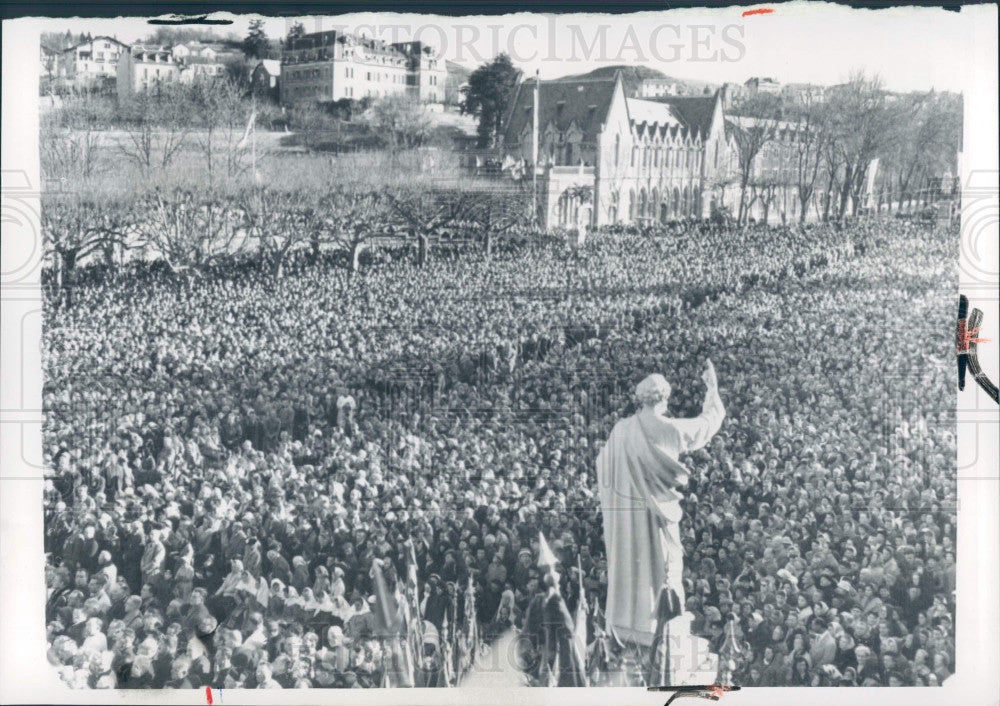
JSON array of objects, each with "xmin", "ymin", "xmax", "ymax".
[{"xmin": 500, "ymin": 72, "xmax": 753, "ymax": 231}]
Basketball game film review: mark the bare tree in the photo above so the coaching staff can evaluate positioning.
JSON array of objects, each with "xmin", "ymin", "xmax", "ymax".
[
  {"xmin": 239, "ymin": 188, "xmax": 319, "ymax": 277},
  {"xmin": 385, "ymin": 187, "xmax": 478, "ymax": 266},
  {"xmin": 40, "ymin": 93, "xmax": 112, "ymax": 182},
  {"xmin": 361, "ymin": 95, "xmax": 433, "ymax": 154},
  {"xmin": 727, "ymin": 93, "xmax": 783, "ymax": 226},
  {"xmin": 464, "ymin": 184, "xmax": 533, "ymax": 255},
  {"xmin": 288, "ymin": 100, "xmax": 341, "ymax": 152},
  {"xmin": 40, "ymin": 194, "xmax": 137, "ymax": 302},
  {"xmin": 882, "ymin": 90, "xmax": 962, "ymax": 214},
  {"xmin": 826, "ymin": 72, "xmax": 891, "ymax": 221},
  {"xmin": 786, "ymin": 101, "xmax": 828, "ymax": 224},
  {"xmin": 321, "ymin": 188, "xmax": 392, "ymax": 272},
  {"xmin": 747, "ymin": 173, "xmax": 785, "ymax": 226},
  {"xmin": 138, "ymin": 189, "xmax": 246, "ymax": 275},
  {"xmin": 117, "ymin": 84, "xmax": 192, "ymax": 174},
  {"xmin": 189, "ymin": 77, "xmax": 251, "ymax": 186}
]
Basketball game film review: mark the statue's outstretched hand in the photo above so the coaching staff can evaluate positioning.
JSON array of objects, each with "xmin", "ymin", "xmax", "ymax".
[{"xmin": 702, "ymin": 359, "xmax": 718, "ymax": 391}]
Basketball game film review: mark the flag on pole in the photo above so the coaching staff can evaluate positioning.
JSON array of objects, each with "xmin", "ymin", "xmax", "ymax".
[
  {"xmin": 380, "ymin": 641, "xmax": 392, "ymax": 688},
  {"xmin": 370, "ymin": 558, "xmax": 403, "ymax": 637},
  {"xmin": 406, "ymin": 540, "xmax": 421, "ymax": 618},
  {"xmin": 573, "ymin": 556, "xmax": 588, "ymax": 678},
  {"xmin": 404, "ymin": 540, "xmax": 424, "ymax": 684},
  {"xmin": 537, "ymin": 532, "xmax": 588, "ymax": 687},
  {"xmin": 440, "ymin": 612, "xmax": 454, "ymax": 687},
  {"xmin": 537, "ymin": 531, "xmax": 559, "ymax": 572},
  {"xmin": 531, "ymin": 70, "xmax": 540, "ymax": 222},
  {"xmin": 459, "ymin": 577, "xmax": 478, "ymax": 675},
  {"xmin": 236, "ymin": 109, "xmax": 256, "ymax": 150},
  {"xmin": 531, "ymin": 71, "xmax": 540, "ymax": 172}
]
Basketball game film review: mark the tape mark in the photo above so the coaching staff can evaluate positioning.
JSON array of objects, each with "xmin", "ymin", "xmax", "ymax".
[{"xmin": 957, "ymin": 295, "xmax": 999, "ymax": 404}]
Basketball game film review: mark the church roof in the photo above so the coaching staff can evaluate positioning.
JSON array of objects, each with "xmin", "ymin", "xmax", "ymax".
[
  {"xmin": 636, "ymin": 94, "xmax": 719, "ymax": 140},
  {"xmin": 502, "ymin": 76, "xmax": 618, "ymax": 145},
  {"xmin": 626, "ymin": 98, "xmax": 685, "ymax": 127}
]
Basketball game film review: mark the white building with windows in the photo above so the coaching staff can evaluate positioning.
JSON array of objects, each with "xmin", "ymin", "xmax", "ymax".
[
  {"xmin": 500, "ymin": 72, "xmax": 729, "ymax": 230},
  {"xmin": 116, "ymin": 45, "xmax": 180, "ymax": 95},
  {"xmin": 56, "ymin": 36, "xmax": 128, "ymax": 90},
  {"xmin": 279, "ymin": 30, "xmax": 446, "ymax": 105}
]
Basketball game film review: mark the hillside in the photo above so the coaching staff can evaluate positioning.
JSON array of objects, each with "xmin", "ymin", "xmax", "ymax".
[{"xmin": 563, "ymin": 64, "xmax": 718, "ymax": 97}]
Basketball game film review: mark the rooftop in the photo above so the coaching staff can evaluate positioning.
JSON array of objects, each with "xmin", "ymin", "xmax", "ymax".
[{"xmin": 503, "ymin": 76, "xmax": 618, "ymax": 145}]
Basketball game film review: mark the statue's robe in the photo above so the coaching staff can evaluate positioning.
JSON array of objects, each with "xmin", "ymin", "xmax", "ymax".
[{"xmin": 596, "ymin": 389, "xmax": 725, "ymax": 646}]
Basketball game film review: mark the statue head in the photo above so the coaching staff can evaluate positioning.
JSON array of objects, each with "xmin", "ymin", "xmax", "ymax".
[{"xmin": 635, "ymin": 374, "xmax": 672, "ymax": 412}]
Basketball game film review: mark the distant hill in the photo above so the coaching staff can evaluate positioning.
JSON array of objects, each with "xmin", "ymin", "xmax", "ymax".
[
  {"xmin": 445, "ymin": 60, "xmax": 471, "ymax": 106},
  {"xmin": 563, "ymin": 64, "xmax": 718, "ymax": 97}
]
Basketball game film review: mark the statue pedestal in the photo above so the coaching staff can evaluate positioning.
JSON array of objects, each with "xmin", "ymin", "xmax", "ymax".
[
  {"xmin": 610, "ymin": 612, "xmax": 718, "ymax": 687},
  {"xmin": 667, "ymin": 613, "xmax": 719, "ymax": 685}
]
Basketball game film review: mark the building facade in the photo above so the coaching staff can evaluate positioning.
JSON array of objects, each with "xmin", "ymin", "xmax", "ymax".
[
  {"xmin": 781, "ymin": 82, "xmax": 827, "ymax": 105},
  {"xmin": 501, "ymin": 73, "xmax": 730, "ymax": 230},
  {"xmin": 638, "ymin": 78, "xmax": 678, "ymax": 99},
  {"xmin": 392, "ymin": 41, "xmax": 446, "ymax": 104},
  {"xmin": 251, "ymin": 59, "xmax": 281, "ymax": 100},
  {"xmin": 116, "ymin": 45, "xmax": 180, "ymax": 96},
  {"xmin": 500, "ymin": 72, "xmax": 808, "ymax": 230},
  {"xmin": 117, "ymin": 43, "xmax": 241, "ymax": 96},
  {"xmin": 172, "ymin": 41, "xmax": 238, "ymax": 84},
  {"xmin": 56, "ymin": 36, "xmax": 127, "ymax": 90},
  {"xmin": 744, "ymin": 76, "xmax": 782, "ymax": 95},
  {"xmin": 279, "ymin": 31, "xmax": 445, "ymax": 105}
]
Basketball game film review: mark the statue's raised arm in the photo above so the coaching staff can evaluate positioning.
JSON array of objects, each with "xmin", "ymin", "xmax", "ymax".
[{"xmin": 669, "ymin": 359, "xmax": 726, "ymax": 455}]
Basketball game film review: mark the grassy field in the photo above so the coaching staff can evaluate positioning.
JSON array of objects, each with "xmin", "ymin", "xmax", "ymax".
[
  {"xmin": 41, "ymin": 91, "xmax": 480, "ymax": 200},
  {"xmin": 43, "ymin": 127, "xmax": 486, "ymax": 201}
]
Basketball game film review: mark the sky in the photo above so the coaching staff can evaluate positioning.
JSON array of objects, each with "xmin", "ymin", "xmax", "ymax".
[{"xmin": 31, "ymin": 2, "xmax": 979, "ymax": 93}]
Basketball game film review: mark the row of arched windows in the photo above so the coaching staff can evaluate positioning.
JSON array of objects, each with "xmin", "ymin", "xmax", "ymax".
[
  {"xmin": 624, "ymin": 184, "xmax": 701, "ymax": 222},
  {"xmin": 613, "ymin": 134, "xmax": 701, "ymax": 172}
]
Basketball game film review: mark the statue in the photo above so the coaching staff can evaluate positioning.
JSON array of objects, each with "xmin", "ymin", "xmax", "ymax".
[{"xmin": 596, "ymin": 361, "xmax": 725, "ymax": 649}]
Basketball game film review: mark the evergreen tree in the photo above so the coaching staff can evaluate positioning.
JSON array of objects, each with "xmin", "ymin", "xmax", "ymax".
[
  {"xmin": 243, "ymin": 19, "xmax": 271, "ymax": 59},
  {"xmin": 460, "ymin": 54, "xmax": 519, "ymax": 149},
  {"xmin": 286, "ymin": 21, "xmax": 306, "ymax": 47}
]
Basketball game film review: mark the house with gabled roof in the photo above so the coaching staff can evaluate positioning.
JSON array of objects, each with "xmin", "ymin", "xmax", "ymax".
[
  {"xmin": 56, "ymin": 35, "xmax": 128, "ymax": 90},
  {"xmin": 500, "ymin": 71, "xmax": 730, "ymax": 230}
]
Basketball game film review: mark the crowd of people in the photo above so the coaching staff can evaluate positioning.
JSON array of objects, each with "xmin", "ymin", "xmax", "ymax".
[{"xmin": 42, "ymin": 214, "xmax": 956, "ymax": 689}]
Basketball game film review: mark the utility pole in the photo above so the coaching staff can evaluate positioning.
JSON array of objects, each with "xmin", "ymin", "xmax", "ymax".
[{"xmin": 532, "ymin": 70, "xmax": 540, "ymax": 226}]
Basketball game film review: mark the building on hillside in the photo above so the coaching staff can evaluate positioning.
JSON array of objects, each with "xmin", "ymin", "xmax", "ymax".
[
  {"xmin": 392, "ymin": 41, "xmax": 447, "ymax": 104},
  {"xmin": 500, "ymin": 73, "xmax": 731, "ymax": 230},
  {"xmin": 118, "ymin": 42, "xmax": 242, "ymax": 95},
  {"xmin": 116, "ymin": 45, "xmax": 181, "ymax": 96},
  {"xmin": 744, "ymin": 76, "xmax": 782, "ymax": 95},
  {"xmin": 56, "ymin": 36, "xmax": 128, "ymax": 90},
  {"xmin": 251, "ymin": 59, "xmax": 281, "ymax": 100},
  {"xmin": 172, "ymin": 41, "xmax": 239, "ymax": 83},
  {"xmin": 176, "ymin": 56, "xmax": 228, "ymax": 84},
  {"xmin": 781, "ymin": 82, "xmax": 826, "ymax": 105},
  {"xmin": 171, "ymin": 40, "xmax": 221, "ymax": 61},
  {"xmin": 638, "ymin": 78, "xmax": 678, "ymax": 98},
  {"xmin": 279, "ymin": 30, "xmax": 446, "ymax": 105},
  {"xmin": 719, "ymin": 82, "xmax": 748, "ymax": 109}
]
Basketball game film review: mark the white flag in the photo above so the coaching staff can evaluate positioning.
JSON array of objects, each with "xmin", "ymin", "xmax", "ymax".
[
  {"xmin": 537, "ymin": 531, "xmax": 558, "ymax": 570},
  {"xmin": 574, "ymin": 556, "xmax": 587, "ymax": 674},
  {"xmin": 237, "ymin": 110, "xmax": 256, "ymax": 149}
]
